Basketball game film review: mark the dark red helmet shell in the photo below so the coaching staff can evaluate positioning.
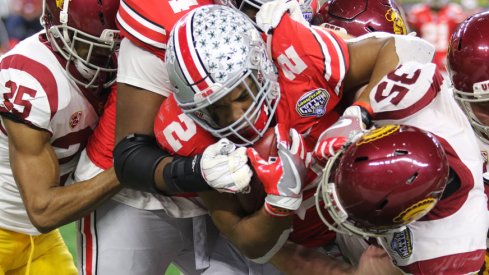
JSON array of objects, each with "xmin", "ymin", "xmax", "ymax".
[
  {"xmin": 448, "ymin": 11, "xmax": 489, "ymax": 95},
  {"xmin": 333, "ymin": 125, "xmax": 449, "ymax": 231},
  {"xmin": 43, "ymin": 0, "xmax": 119, "ymax": 38},
  {"xmin": 312, "ymin": 0, "xmax": 409, "ymax": 36}
]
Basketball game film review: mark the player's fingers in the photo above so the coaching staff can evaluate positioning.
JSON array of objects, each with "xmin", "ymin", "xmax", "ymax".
[{"xmin": 246, "ymin": 147, "xmax": 267, "ymax": 166}]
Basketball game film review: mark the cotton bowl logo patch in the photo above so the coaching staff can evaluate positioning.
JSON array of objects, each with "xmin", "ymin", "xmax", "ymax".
[
  {"xmin": 296, "ymin": 89, "xmax": 329, "ymax": 117},
  {"xmin": 390, "ymin": 227, "xmax": 413, "ymax": 259}
]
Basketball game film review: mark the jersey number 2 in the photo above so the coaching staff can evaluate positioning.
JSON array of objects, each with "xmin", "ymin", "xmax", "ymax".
[{"xmin": 163, "ymin": 113, "xmax": 197, "ymax": 152}]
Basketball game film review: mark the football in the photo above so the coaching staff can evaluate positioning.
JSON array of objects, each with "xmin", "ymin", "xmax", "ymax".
[{"xmin": 237, "ymin": 127, "xmax": 278, "ymax": 214}]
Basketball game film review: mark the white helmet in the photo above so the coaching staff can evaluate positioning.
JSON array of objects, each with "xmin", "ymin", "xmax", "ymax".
[{"xmin": 166, "ymin": 5, "xmax": 279, "ymax": 146}]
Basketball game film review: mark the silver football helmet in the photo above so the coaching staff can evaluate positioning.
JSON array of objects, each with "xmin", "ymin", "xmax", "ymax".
[{"xmin": 166, "ymin": 5, "xmax": 279, "ymax": 146}]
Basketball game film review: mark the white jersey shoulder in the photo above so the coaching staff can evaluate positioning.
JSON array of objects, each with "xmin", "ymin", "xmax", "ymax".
[
  {"xmin": 371, "ymin": 62, "xmax": 488, "ymax": 269},
  {"xmin": 0, "ymin": 32, "xmax": 100, "ymax": 235}
]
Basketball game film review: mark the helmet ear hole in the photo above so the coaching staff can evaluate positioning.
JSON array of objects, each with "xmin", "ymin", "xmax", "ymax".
[
  {"xmin": 376, "ymin": 199, "xmax": 389, "ymax": 211},
  {"xmin": 394, "ymin": 149, "xmax": 408, "ymax": 156},
  {"xmin": 406, "ymin": 172, "xmax": 419, "ymax": 184},
  {"xmin": 354, "ymin": 156, "xmax": 369, "ymax": 162},
  {"xmin": 457, "ymin": 38, "xmax": 463, "ymax": 51},
  {"xmin": 366, "ymin": 26, "xmax": 376, "ymax": 32}
]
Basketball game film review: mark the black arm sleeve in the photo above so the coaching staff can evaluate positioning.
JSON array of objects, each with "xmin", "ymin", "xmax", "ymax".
[
  {"xmin": 113, "ymin": 134, "xmax": 214, "ymax": 195},
  {"xmin": 113, "ymin": 134, "xmax": 169, "ymax": 194},
  {"xmin": 163, "ymin": 155, "xmax": 213, "ymax": 193}
]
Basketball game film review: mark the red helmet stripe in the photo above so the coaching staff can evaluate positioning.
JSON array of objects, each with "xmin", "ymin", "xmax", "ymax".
[{"xmin": 174, "ymin": 15, "xmax": 210, "ymax": 94}]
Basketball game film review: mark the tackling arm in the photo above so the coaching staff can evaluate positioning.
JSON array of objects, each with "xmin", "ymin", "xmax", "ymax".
[
  {"xmin": 199, "ymin": 191, "xmax": 292, "ymax": 260},
  {"xmin": 4, "ymin": 118, "xmax": 120, "ymax": 233},
  {"xmin": 344, "ymin": 34, "xmax": 435, "ymax": 106},
  {"xmin": 270, "ymin": 242, "xmax": 402, "ymax": 275}
]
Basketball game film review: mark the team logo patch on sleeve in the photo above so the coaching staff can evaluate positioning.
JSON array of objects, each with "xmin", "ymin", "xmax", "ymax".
[
  {"xmin": 69, "ymin": 111, "xmax": 82, "ymax": 128},
  {"xmin": 295, "ymin": 88, "xmax": 329, "ymax": 117},
  {"xmin": 390, "ymin": 227, "xmax": 413, "ymax": 259}
]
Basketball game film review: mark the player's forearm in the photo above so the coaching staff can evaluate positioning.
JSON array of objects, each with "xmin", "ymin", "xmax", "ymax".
[
  {"xmin": 201, "ymin": 191, "xmax": 292, "ymax": 260},
  {"xmin": 27, "ymin": 168, "xmax": 120, "ymax": 233},
  {"xmin": 219, "ymin": 208, "xmax": 292, "ymax": 259},
  {"xmin": 270, "ymin": 242, "xmax": 354, "ymax": 275},
  {"xmin": 235, "ymin": 207, "xmax": 293, "ymax": 259},
  {"xmin": 355, "ymin": 38, "xmax": 398, "ymax": 105}
]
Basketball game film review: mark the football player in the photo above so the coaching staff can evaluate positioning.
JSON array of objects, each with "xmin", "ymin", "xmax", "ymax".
[
  {"xmin": 314, "ymin": 60, "xmax": 488, "ymax": 273},
  {"xmin": 152, "ymin": 2, "xmax": 435, "ymax": 273},
  {"xmin": 77, "ymin": 0, "xmax": 236, "ymax": 274},
  {"xmin": 447, "ymin": 10, "xmax": 489, "ymax": 274},
  {"xmin": 77, "ymin": 0, "xmax": 296, "ymax": 273},
  {"xmin": 0, "ymin": 0, "xmax": 120, "ymax": 273}
]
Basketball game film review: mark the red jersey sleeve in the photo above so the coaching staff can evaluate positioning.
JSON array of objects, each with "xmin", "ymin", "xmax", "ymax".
[
  {"xmin": 269, "ymin": 14, "xmax": 348, "ymax": 140},
  {"xmin": 154, "ymin": 94, "xmax": 216, "ymax": 156},
  {"xmin": 271, "ymin": 14, "xmax": 349, "ymax": 100},
  {"xmin": 116, "ymin": 0, "xmax": 214, "ymax": 59}
]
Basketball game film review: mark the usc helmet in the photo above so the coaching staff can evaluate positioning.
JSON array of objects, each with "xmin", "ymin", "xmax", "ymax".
[
  {"xmin": 311, "ymin": 0, "xmax": 408, "ymax": 36},
  {"xmin": 316, "ymin": 125, "xmax": 449, "ymax": 237},
  {"xmin": 447, "ymin": 11, "xmax": 489, "ymax": 143},
  {"xmin": 41, "ymin": 0, "xmax": 120, "ymax": 89},
  {"xmin": 165, "ymin": 5, "xmax": 279, "ymax": 146}
]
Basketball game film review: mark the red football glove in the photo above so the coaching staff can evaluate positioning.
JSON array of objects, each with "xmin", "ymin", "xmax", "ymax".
[
  {"xmin": 247, "ymin": 124, "xmax": 306, "ymax": 217},
  {"xmin": 313, "ymin": 105, "xmax": 372, "ymax": 162}
]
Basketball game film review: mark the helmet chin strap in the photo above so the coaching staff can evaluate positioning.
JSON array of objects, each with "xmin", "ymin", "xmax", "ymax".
[{"xmin": 73, "ymin": 58, "xmax": 96, "ymax": 83}]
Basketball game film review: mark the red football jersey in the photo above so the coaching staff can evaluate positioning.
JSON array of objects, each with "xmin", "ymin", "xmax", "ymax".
[
  {"xmin": 86, "ymin": 85, "xmax": 117, "ymax": 170},
  {"xmin": 271, "ymin": 15, "xmax": 349, "ymax": 143},
  {"xmin": 154, "ymin": 94, "xmax": 336, "ymax": 247},
  {"xmin": 116, "ymin": 0, "xmax": 214, "ymax": 60},
  {"xmin": 154, "ymin": 15, "xmax": 350, "ymax": 247},
  {"xmin": 407, "ymin": 3, "xmax": 465, "ymax": 72}
]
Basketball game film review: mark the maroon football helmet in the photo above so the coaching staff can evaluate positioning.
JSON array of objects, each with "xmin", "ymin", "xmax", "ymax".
[
  {"xmin": 447, "ymin": 11, "xmax": 489, "ymax": 143},
  {"xmin": 41, "ymin": 0, "xmax": 120, "ymax": 89},
  {"xmin": 311, "ymin": 0, "xmax": 408, "ymax": 36},
  {"xmin": 316, "ymin": 125, "xmax": 449, "ymax": 237}
]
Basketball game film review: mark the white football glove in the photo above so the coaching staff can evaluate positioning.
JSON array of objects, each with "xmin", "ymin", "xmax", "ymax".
[
  {"xmin": 201, "ymin": 138, "xmax": 253, "ymax": 193},
  {"xmin": 256, "ymin": 0, "xmax": 308, "ymax": 33}
]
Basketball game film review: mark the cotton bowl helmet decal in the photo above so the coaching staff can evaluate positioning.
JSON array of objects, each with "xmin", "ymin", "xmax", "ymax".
[
  {"xmin": 315, "ymin": 125, "xmax": 449, "ymax": 237},
  {"xmin": 41, "ymin": 0, "xmax": 120, "ymax": 89},
  {"xmin": 448, "ymin": 11, "xmax": 489, "ymax": 144},
  {"xmin": 166, "ymin": 5, "xmax": 279, "ymax": 146}
]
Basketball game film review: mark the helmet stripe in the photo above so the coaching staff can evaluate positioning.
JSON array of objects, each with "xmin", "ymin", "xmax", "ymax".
[{"xmin": 174, "ymin": 13, "xmax": 211, "ymax": 95}]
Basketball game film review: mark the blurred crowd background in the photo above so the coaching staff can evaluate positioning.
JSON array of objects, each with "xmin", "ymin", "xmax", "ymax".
[{"xmin": 0, "ymin": 0, "xmax": 43, "ymax": 54}]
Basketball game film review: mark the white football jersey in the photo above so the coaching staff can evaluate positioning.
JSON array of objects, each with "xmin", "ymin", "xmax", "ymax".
[
  {"xmin": 370, "ymin": 62, "xmax": 488, "ymax": 273},
  {"xmin": 0, "ymin": 32, "xmax": 101, "ymax": 235}
]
